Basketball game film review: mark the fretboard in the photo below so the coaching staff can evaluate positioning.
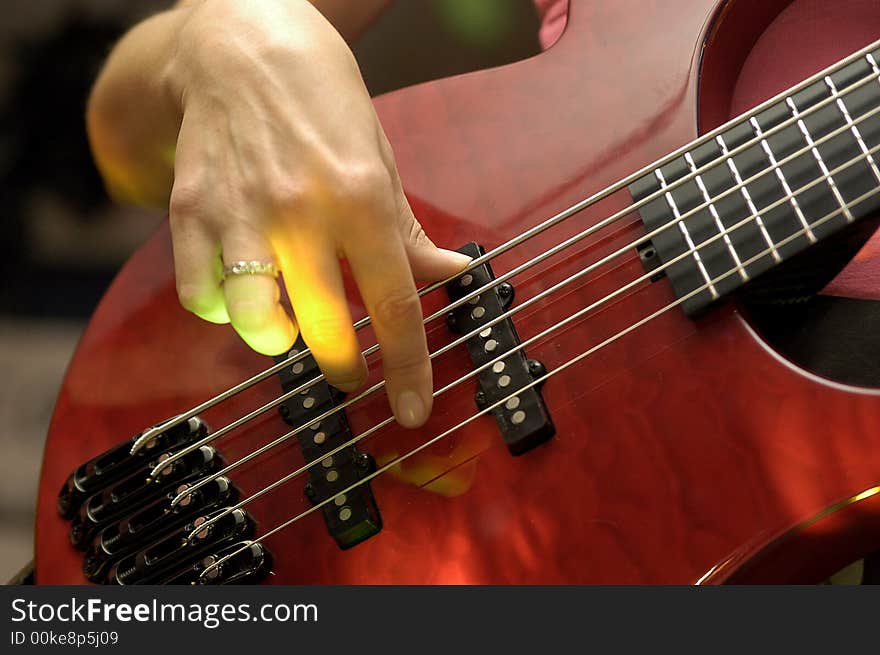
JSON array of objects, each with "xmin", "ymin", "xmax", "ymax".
[{"xmin": 630, "ymin": 44, "xmax": 880, "ymax": 316}]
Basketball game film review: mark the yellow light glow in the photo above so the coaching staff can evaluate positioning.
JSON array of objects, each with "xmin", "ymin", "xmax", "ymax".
[
  {"xmin": 272, "ymin": 243, "xmax": 362, "ymax": 372},
  {"xmin": 379, "ymin": 451, "xmax": 478, "ymax": 497},
  {"xmin": 851, "ymin": 486, "xmax": 880, "ymax": 503}
]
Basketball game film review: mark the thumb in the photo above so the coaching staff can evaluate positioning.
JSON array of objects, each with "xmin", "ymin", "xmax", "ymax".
[{"xmin": 399, "ymin": 205, "xmax": 472, "ymax": 282}]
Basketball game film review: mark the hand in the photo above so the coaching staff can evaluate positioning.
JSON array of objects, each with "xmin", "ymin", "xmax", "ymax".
[{"xmin": 164, "ymin": 0, "xmax": 471, "ymax": 427}]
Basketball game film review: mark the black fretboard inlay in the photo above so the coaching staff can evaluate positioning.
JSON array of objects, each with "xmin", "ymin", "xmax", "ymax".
[{"xmin": 631, "ymin": 47, "xmax": 880, "ymax": 316}]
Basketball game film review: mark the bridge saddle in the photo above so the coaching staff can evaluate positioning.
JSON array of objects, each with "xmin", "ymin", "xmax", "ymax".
[
  {"xmin": 106, "ymin": 507, "xmax": 254, "ymax": 585},
  {"xmin": 59, "ymin": 416, "xmax": 273, "ymax": 585},
  {"xmin": 57, "ymin": 416, "xmax": 207, "ymax": 519},
  {"xmin": 82, "ymin": 476, "xmax": 237, "ymax": 583},
  {"xmin": 69, "ymin": 445, "xmax": 222, "ymax": 550},
  {"xmin": 160, "ymin": 540, "xmax": 272, "ymax": 585}
]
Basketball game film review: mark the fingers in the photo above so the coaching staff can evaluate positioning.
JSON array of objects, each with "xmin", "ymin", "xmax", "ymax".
[
  {"xmin": 169, "ymin": 204, "xmax": 230, "ymax": 325},
  {"xmin": 398, "ymin": 201, "xmax": 472, "ymax": 282},
  {"xmin": 221, "ymin": 229, "xmax": 298, "ymax": 356},
  {"xmin": 345, "ymin": 225, "xmax": 431, "ymax": 429},
  {"xmin": 276, "ymin": 235, "xmax": 367, "ymax": 392},
  {"xmin": 169, "ymin": 113, "xmax": 230, "ymax": 326}
]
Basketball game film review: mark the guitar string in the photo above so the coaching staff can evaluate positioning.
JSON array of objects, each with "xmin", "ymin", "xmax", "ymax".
[
  {"xmin": 200, "ymin": 177, "xmax": 880, "ymax": 579},
  {"xmin": 157, "ymin": 75, "xmax": 880, "ymax": 487},
  {"xmin": 133, "ymin": 48, "xmax": 880, "ymax": 452},
  {"xmin": 182, "ymin": 136, "xmax": 878, "ymax": 533},
  {"xmin": 172, "ymin": 130, "xmax": 880, "ymax": 515},
  {"xmin": 130, "ymin": 40, "xmax": 880, "ymax": 453}
]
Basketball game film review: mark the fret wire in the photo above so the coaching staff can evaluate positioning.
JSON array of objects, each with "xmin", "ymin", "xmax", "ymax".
[
  {"xmin": 683, "ymin": 152, "xmax": 749, "ymax": 281},
  {"xmin": 785, "ymin": 96, "xmax": 855, "ymax": 222},
  {"xmin": 867, "ymin": 53, "xmax": 880, "ymax": 95},
  {"xmin": 715, "ymin": 134, "xmax": 783, "ymax": 262},
  {"xmin": 748, "ymin": 117, "xmax": 817, "ymax": 243},
  {"xmin": 654, "ymin": 168, "xmax": 719, "ymax": 299},
  {"xmin": 825, "ymin": 74, "xmax": 880, "ymax": 186}
]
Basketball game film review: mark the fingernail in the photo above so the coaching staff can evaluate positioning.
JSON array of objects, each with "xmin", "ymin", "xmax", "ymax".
[
  {"xmin": 440, "ymin": 249, "xmax": 473, "ymax": 269},
  {"xmin": 395, "ymin": 390, "xmax": 426, "ymax": 428}
]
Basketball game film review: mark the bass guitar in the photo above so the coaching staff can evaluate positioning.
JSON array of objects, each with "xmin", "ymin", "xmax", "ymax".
[{"xmin": 33, "ymin": 0, "xmax": 880, "ymax": 584}]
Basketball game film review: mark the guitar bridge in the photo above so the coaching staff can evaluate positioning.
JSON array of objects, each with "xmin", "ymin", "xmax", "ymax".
[{"xmin": 58, "ymin": 420, "xmax": 271, "ymax": 585}]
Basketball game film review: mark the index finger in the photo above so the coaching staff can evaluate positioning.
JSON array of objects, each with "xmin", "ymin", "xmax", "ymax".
[{"xmin": 345, "ymin": 229, "xmax": 431, "ymax": 429}]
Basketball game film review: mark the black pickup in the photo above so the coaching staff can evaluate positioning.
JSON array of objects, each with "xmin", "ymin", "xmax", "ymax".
[
  {"xmin": 275, "ymin": 336, "xmax": 382, "ymax": 550},
  {"xmin": 446, "ymin": 243, "xmax": 555, "ymax": 455}
]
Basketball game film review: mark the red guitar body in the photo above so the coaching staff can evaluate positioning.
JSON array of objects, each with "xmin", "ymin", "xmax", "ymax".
[{"xmin": 34, "ymin": 0, "xmax": 880, "ymax": 584}]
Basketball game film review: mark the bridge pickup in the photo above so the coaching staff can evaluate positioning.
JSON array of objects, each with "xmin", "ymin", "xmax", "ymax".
[
  {"xmin": 446, "ymin": 243, "xmax": 555, "ymax": 455},
  {"xmin": 69, "ymin": 446, "xmax": 222, "ymax": 550},
  {"xmin": 156, "ymin": 541, "xmax": 272, "ymax": 585},
  {"xmin": 106, "ymin": 508, "xmax": 254, "ymax": 585},
  {"xmin": 57, "ymin": 417, "xmax": 207, "ymax": 519},
  {"xmin": 82, "ymin": 476, "xmax": 237, "ymax": 583},
  {"xmin": 274, "ymin": 336, "xmax": 382, "ymax": 550}
]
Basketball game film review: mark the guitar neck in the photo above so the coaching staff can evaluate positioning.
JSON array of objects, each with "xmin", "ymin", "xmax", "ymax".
[{"xmin": 630, "ymin": 43, "xmax": 880, "ymax": 316}]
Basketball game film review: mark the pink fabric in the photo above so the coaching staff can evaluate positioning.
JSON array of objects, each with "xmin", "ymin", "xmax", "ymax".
[
  {"xmin": 534, "ymin": 0, "xmax": 880, "ymax": 300},
  {"xmin": 533, "ymin": 0, "xmax": 568, "ymax": 49},
  {"xmin": 825, "ymin": 238, "xmax": 880, "ymax": 299},
  {"xmin": 728, "ymin": 0, "xmax": 880, "ymax": 301}
]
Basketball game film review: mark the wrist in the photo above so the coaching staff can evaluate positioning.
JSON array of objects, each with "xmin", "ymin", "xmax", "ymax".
[{"xmin": 170, "ymin": 0, "xmax": 338, "ymax": 107}]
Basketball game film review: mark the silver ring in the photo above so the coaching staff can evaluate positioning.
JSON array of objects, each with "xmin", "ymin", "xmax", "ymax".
[{"xmin": 222, "ymin": 260, "xmax": 279, "ymax": 279}]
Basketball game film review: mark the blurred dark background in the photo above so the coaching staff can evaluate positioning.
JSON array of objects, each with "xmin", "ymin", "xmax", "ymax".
[{"xmin": 0, "ymin": 0, "xmax": 541, "ymax": 582}]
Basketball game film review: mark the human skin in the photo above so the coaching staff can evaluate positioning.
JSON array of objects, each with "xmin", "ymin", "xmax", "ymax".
[{"xmin": 86, "ymin": 0, "xmax": 471, "ymax": 428}]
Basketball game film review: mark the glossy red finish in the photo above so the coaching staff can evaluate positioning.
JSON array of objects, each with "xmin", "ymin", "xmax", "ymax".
[{"xmin": 34, "ymin": 0, "xmax": 880, "ymax": 584}]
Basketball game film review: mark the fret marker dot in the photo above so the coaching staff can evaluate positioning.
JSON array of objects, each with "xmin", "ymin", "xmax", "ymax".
[
  {"xmin": 313, "ymin": 432, "xmax": 326, "ymax": 445},
  {"xmin": 471, "ymin": 307, "xmax": 486, "ymax": 319},
  {"xmin": 291, "ymin": 362, "xmax": 304, "ymax": 375},
  {"xmin": 303, "ymin": 397, "xmax": 315, "ymax": 409},
  {"xmin": 339, "ymin": 507, "xmax": 352, "ymax": 521},
  {"xmin": 321, "ymin": 456, "xmax": 333, "ymax": 468},
  {"xmin": 326, "ymin": 470, "xmax": 339, "ymax": 483},
  {"xmin": 485, "ymin": 339, "xmax": 498, "ymax": 353},
  {"xmin": 498, "ymin": 375, "xmax": 511, "ymax": 388},
  {"xmin": 479, "ymin": 328, "xmax": 492, "ymax": 338},
  {"xmin": 492, "ymin": 361, "xmax": 505, "ymax": 373},
  {"xmin": 460, "ymin": 274, "xmax": 473, "ymax": 287},
  {"xmin": 310, "ymin": 422, "xmax": 321, "ymax": 431},
  {"xmin": 511, "ymin": 410, "xmax": 526, "ymax": 425},
  {"xmin": 334, "ymin": 494, "xmax": 347, "ymax": 506},
  {"xmin": 468, "ymin": 294, "xmax": 481, "ymax": 305},
  {"xmin": 505, "ymin": 396, "xmax": 520, "ymax": 410}
]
